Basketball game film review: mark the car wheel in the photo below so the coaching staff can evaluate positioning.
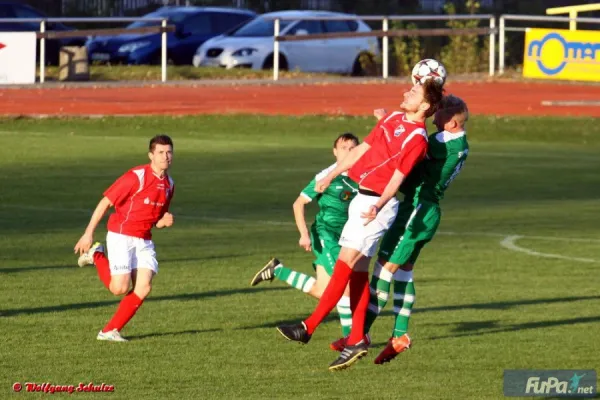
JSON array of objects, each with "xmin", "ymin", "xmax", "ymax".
[
  {"xmin": 352, "ymin": 52, "xmax": 377, "ymax": 76},
  {"xmin": 262, "ymin": 54, "xmax": 288, "ymax": 71}
]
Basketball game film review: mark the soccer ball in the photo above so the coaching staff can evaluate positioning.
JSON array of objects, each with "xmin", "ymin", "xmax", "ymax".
[{"xmin": 411, "ymin": 59, "xmax": 447, "ymax": 86}]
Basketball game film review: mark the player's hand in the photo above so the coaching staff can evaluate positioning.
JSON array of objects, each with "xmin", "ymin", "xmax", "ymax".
[
  {"xmin": 374, "ymin": 108, "xmax": 387, "ymax": 121},
  {"xmin": 299, "ymin": 235, "xmax": 312, "ymax": 252},
  {"xmin": 157, "ymin": 212, "xmax": 174, "ymax": 228},
  {"xmin": 361, "ymin": 205, "xmax": 379, "ymax": 226},
  {"xmin": 74, "ymin": 233, "xmax": 93, "ymax": 255},
  {"xmin": 315, "ymin": 177, "xmax": 332, "ymax": 193}
]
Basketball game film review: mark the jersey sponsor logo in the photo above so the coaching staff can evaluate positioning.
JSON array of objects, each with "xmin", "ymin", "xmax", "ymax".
[
  {"xmin": 143, "ymin": 197, "xmax": 165, "ymax": 207},
  {"xmin": 394, "ymin": 125, "xmax": 405, "ymax": 137},
  {"xmin": 339, "ymin": 190, "xmax": 353, "ymax": 201}
]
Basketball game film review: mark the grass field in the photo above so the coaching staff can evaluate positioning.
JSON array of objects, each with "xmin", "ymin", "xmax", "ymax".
[{"xmin": 1, "ymin": 114, "xmax": 599, "ymax": 399}]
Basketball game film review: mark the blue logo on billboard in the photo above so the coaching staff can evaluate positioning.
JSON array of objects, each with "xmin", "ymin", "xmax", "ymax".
[{"xmin": 527, "ymin": 32, "xmax": 600, "ymax": 75}]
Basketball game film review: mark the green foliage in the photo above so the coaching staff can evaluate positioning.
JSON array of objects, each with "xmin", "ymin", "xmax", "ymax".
[
  {"xmin": 440, "ymin": 0, "xmax": 486, "ymax": 74},
  {"xmin": 390, "ymin": 22, "xmax": 422, "ymax": 77}
]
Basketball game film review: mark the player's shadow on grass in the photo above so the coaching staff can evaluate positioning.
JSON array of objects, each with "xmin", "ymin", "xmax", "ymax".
[
  {"xmin": 413, "ymin": 295, "xmax": 600, "ymax": 314},
  {"xmin": 236, "ymin": 295, "xmax": 600, "ymax": 331},
  {"xmin": 127, "ymin": 328, "xmax": 222, "ymax": 341},
  {"xmin": 0, "ymin": 286, "xmax": 291, "ymax": 318},
  {"xmin": 428, "ymin": 315, "xmax": 600, "ymax": 341},
  {"xmin": 0, "ymin": 265, "xmax": 73, "ymax": 274},
  {"xmin": 162, "ymin": 253, "xmax": 250, "ymax": 263}
]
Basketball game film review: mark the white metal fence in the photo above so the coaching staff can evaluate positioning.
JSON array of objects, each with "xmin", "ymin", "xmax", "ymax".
[
  {"xmin": 0, "ymin": 13, "xmax": 599, "ymax": 83},
  {"xmin": 0, "ymin": 17, "xmax": 170, "ymax": 83},
  {"xmin": 268, "ymin": 14, "xmax": 496, "ymax": 81}
]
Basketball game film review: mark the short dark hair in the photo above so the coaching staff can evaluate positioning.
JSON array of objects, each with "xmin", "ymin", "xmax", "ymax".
[
  {"xmin": 439, "ymin": 94, "xmax": 469, "ymax": 126},
  {"xmin": 333, "ymin": 132, "xmax": 360, "ymax": 148},
  {"xmin": 422, "ymin": 79, "xmax": 445, "ymax": 118},
  {"xmin": 149, "ymin": 134, "xmax": 173, "ymax": 152}
]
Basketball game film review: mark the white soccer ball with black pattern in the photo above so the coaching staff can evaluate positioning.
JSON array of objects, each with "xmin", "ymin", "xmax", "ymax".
[{"xmin": 411, "ymin": 59, "xmax": 447, "ymax": 86}]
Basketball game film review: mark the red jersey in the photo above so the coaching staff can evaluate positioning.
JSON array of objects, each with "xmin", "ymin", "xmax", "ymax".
[
  {"xmin": 348, "ymin": 111, "xmax": 428, "ymax": 195},
  {"xmin": 104, "ymin": 164, "xmax": 175, "ymax": 240}
]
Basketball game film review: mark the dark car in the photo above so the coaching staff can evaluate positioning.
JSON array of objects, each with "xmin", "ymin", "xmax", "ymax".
[
  {"xmin": 86, "ymin": 6, "xmax": 256, "ymax": 65},
  {"xmin": 0, "ymin": 1, "xmax": 85, "ymax": 65}
]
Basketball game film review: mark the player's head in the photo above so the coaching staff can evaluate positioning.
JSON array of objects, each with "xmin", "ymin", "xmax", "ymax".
[
  {"xmin": 433, "ymin": 95, "xmax": 469, "ymax": 132},
  {"xmin": 333, "ymin": 132, "xmax": 359, "ymax": 163},
  {"xmin": 401, "ymin": 79, "xmax": 444, "ymax": 119},
  {"xmin": 148, "ymin": 134, "xmax": 173, "ymax": 173}
]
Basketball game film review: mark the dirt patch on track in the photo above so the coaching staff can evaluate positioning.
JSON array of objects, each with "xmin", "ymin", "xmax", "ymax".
[{"xmin": 0, "ymin": 81, "xmax": 598, "ymax": 117}]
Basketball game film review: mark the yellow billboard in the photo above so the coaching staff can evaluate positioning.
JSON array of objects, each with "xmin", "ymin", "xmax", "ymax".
[{"xmin": 523, "ymin": 28, "xmax": 600, "ymax": 82}]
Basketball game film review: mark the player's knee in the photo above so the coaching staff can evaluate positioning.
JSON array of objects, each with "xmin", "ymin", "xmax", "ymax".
[
  {"xmin": 109, "ymin": 283, "xmax": 130, "ymax": 296},
  {"xmin": 134, "ymin": 283, "xmax": 152, "ymax": 300},
  {"xmin": 400, "ymin": 263, "xmax": 414, "ymax": 271}
]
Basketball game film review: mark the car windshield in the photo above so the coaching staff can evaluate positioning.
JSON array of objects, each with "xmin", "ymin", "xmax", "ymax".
[
  {"xmin": 127, "ymin": 10, "xmax": 189, "ymax": 28},
  {"xmin": 229, "ymin": 17, "xmax": 293, "ymax": 37}
]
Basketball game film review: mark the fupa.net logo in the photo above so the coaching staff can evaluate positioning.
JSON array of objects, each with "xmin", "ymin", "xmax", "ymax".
[
  {"xmin": 504, "ymin": 369, "xmax": 597, "ymax": 398},
  {"xmin": 526, "ymin": 373, "xmax": 593, "ymax": 396}
]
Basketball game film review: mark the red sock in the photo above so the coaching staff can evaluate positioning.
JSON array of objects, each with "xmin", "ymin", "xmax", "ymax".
[
  {"xmin": 346, "ymin": 271, "xmax": 370, "ymax": 346},
  {"xmin": 304, "ymin": 260, "xmax": 353, "ymax": 334},
  {"xmin": 102, "ymin": 291, "xmax": 143, "ymax": 333},
  {"xmin": 93, "ymin": 252, "xmax": 111, "ymax": 290}
]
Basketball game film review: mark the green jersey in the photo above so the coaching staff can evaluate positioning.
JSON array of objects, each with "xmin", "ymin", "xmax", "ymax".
[
  {"xmin": 400, "ymin": 130, "xmax": 469, "ymax": 203},
  {"xmin": 301, "ymin": 163, "xmax": 359, "ymax": 232}
]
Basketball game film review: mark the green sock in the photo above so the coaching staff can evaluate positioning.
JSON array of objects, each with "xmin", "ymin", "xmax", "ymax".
[
  {"xmin": 392, "ymin": 269, "xmax": 415, "ymax": 338},
  {"xmin": 336, "ymin": 296, "xmax": 352, "ymax": 336},
  {"xmin": 273, "ymin": 264, "xmax": 316, "ymax": 293},
  {"xmin": 364, "ymin": 262, "xmax": 393, "ymax": 334}
]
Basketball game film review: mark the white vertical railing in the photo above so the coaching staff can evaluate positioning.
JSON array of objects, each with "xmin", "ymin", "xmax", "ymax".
[
  {"xmin": 39, "ymin": 20, "xmax": 46, "ymax": 83},
  {"xmin": 489, "ymin": 16, "xmax": 495, "ymax": 77},
  {"xmin": 499, "ymin": 15, "xmax": 505, "ymax": 74},
  {"xmin": 382, "ymin": 17, "xmax": 389, "ymax": 79},
  {"xmin": 161, "ymin": 18, "xmax": 167, "ymax": 82},
  {"xmin": 273, "ymin": 18, "xmax": 280, "ymax": 81}
]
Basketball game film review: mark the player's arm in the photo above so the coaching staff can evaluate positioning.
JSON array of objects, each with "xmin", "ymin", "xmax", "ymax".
[
  {"xmin": 316, "ymin": 142, "xmax": 370, "ymax": 192},
  {"xmin": 156, "ymin": 186, "xmax": 175, "ymax": 229},
  {"xmin": 362, "ymin": 135, "xmax": 428, "ymax": 224},
  {"xmin": 293, "ymin": 195, "xmax": 312, "ymax": 251},
  {"xmin": 74, "ymin": 196, "xmax": 113, "ymax": 255}
]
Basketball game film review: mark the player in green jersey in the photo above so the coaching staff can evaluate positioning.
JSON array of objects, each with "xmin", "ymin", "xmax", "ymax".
[
  {"xmin": 250, "ymin": 133, "xmax": 360, "ymax": 337},
  {"xmin": 330, "ymin": 95, "xmax": 470, "ymax": 361}
]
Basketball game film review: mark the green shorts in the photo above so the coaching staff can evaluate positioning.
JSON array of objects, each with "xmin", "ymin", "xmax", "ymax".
[
  {"xmin": 310, "ymin": 224, "xmax": 341, "ymax": 276},
  {"xmin": 378, "ymin": 200, "xmax": 441, "ymax": 266}
]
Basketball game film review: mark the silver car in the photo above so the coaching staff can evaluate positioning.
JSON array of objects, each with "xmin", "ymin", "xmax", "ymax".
[{"xmin": 193, "ymin": 10, "xmax": 379, "ymax": 75}]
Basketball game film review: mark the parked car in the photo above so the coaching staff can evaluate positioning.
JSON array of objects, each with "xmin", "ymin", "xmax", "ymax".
[
  {"xmin": 0, "ymin": 1, "xmax": 85, "ymax": 65},
  {"xmin": 192, "ymin": 10, "xmax": 379, "ymax": 75},
  {"xmin": 86, "ymin": 6, "xmax": 256, "ymax": 65}
]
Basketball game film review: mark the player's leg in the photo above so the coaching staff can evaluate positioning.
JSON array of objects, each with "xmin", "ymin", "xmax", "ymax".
[
  {"xmin": 277, "ymin": 194, "xmax": 398, "ymax": 354},
  {"xmin": 250, "ymin": 258, "xmax": 318, "ymax": 295},
  {"xmin": 309, "ymin": 265, "xmax": 353, "ymax": 339},
  {"xmin": 77, "ymin": 235, "xmax": 131, "ymax": 295},
  {"xmin": 250, "ymin": 225, "xmax": 325, "ymax": 294},
  {"xmin": 327, "ymin": 196, "xmax": 400, "ymax": 371},
  {"xmin": 100, "ymin": 238, "xmax": 158, "ymax": 340},
  {"xmin": 363, "ymin": 201, "xmax": 414, "ymax": 335},
  {"xmin": 310, "ymin": 237, "xmax": 354, "ymax": 338},
  {"xmin": 96, "ymin": 233, "xmax": 135, "ymax": 342},
  {"xmin": 375, "ymin": 203, "xmax": 441, "ymax": 364}
]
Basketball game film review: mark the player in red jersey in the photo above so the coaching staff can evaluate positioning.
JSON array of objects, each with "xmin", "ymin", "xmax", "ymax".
[
  {"xmin": 74, "ymin": 135, "xmax": 175, "ymax": 342},
  {"xmin": 277, "ymin": 80, "xmax": 444, "ymax": 370}
]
